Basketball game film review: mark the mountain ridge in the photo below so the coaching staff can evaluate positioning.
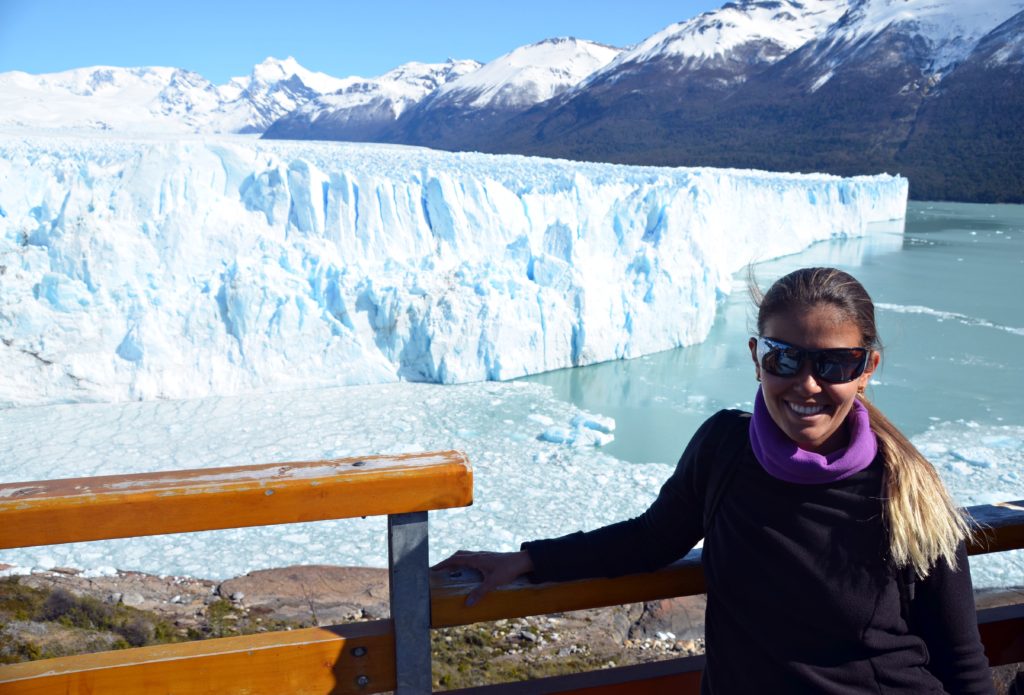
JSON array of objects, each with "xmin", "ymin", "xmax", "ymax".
[{"xmin": 2, "ymin": 0, "xmax": 1020, "ymax": 201}]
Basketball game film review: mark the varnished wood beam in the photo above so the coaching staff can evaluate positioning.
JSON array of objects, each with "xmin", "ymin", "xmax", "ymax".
[
  {"xmin": 0, "ymin": 619, "xmax": 396, "ymax": 695},
  {"xmin": 431, "ymin": 552, "xmax": 704, "ymax": 628},
  {"xmin": 432, "ymin": 501, "xmax": 1024, "ymax": 629},
  {"xmin": 0, "ymin": 450, "xmax": 472, "ymax": 548},
  {"xmin": 967, "ymin": 500, "xmax": 1024, "ymax": 556}
]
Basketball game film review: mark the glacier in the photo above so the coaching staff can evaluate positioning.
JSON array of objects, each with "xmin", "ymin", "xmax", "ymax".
[{"xmin": 0, "ymin": 132, "xmax": 907, "ymax": 408}]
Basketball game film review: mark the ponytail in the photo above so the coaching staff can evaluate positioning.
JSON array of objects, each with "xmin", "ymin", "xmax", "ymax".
[{"xmin": 860, "ymin": 394, "xmax": 973, "ymax": 577}]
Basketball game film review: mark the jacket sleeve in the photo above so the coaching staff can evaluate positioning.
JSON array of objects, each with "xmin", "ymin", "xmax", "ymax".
[
  {"xmin": 910, "ymin": 542, "xmax": 995, "ymax": 695},
  {"xmin": 521, "ymin": 411, "xmax": 723, "ymax": 583}
]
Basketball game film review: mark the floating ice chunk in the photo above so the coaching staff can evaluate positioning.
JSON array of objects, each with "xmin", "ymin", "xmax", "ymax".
[
  {"xmin": 539, "ymin": 418, "xmax": 615, "ymax": 447},
  {"xmin": 574, "ymin": 429, "xmax": 615, "ymax": 447},
  {"xmin": 571, "ymin": 413, "xmax": 615, "ymax": 434},
  {"xmin": 947, "ymin": 460, "xmax": 974, "ymax": 475},
  {"xmin": 539, "ymin": 427, "xmax": 573, "ymax": 444},
  {"xmin": 950, "ymin": 450, "xmax": 995, "ymax": 469}
]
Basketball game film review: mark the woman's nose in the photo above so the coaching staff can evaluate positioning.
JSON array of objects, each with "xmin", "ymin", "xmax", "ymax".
[{"xmin": 793, "ymin": 365, "xmax": 824, "ymax": 394}]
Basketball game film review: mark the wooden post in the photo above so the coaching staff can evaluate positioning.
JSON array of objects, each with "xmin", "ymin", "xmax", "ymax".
[{"xmin": 388, "ymin": 511, "xmax": 432, "ymax": 694}]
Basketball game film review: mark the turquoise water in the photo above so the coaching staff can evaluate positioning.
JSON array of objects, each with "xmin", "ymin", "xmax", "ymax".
[{"xmin": 521, "ymin": 202, "xmax": 1024, "ymax": 466}]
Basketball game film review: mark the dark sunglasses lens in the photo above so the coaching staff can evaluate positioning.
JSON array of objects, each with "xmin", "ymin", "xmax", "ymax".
[
  {"xmin": 816, "ymin": 350, "xmax": 868, "ymax": 383},
  {"xmin": 761, "ymin": 342, "xmax": 803, "ymax": 377}
]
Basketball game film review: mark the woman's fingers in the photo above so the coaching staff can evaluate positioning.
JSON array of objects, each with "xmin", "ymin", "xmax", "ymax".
[
  {"xmin": 431, "ymin": 550, "xmax": 535, "ymax": 606},
  {"xmin": 431, "ymin": 551, "xmax": 474, "ymax": 572},
  {"xmin": 431, "ymin": 550, "xmax": 492, "ymax": 573}
]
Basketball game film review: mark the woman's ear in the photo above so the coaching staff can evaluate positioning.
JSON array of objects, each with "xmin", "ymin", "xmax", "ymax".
[
  {"xmin": 748, "ymin": 337, "xmax": 761, "ymax": 381},
  {"xmin": 859, "ymin": 350, "xmax": 881, "ymax": 391}
]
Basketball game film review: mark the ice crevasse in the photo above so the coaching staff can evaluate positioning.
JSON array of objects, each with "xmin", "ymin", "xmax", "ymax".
[{"xmin": 0, "ymin": 133, "xmax": 908, "ymax": 407}]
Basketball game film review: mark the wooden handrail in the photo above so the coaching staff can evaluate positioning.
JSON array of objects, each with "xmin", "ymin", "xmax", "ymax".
[
  {"xmin": 0, "ymin": 449, "xmax": 1019, "ymax": 695},
  {"xmin": 0, "ymin": 620, "xmax": 396, "ymax": 695},
  {"xmin": 432, "ymin": 553, "xmax": 704, "ymax": 628},
  {"xmin": 0, "ymin": 450, "xmax": 472, "ymax": 548},
  {"xmin": 430, "ymin": 499, "xmax": 1024, "ymax": 629},
  {"xmin": 0, "ymin": 450, "xmax": 474, "ymax": 694},
  {"xmin": 967, "ymin": 500, "xmax": 1024, "ymax": 556}
]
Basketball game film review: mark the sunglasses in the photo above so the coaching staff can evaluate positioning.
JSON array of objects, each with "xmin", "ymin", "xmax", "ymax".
[{"xmin": 754, "ymin": 336, "xmax": 871, "ymax": 384}]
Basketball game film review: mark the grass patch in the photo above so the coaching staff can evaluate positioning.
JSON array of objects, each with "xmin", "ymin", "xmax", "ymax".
[
  {"xmin": 430, "ymin": 620, "xmax": 616, "ymax": 691},
  {"xmin": 0, "ymin": 577, "xmax": 301, "ymax": 664}
]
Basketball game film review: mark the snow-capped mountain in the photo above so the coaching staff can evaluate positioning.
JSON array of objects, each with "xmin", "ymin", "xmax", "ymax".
[
  {"xmin": 0, "ymin": 57, "xmax": 355, "ymax": 134},
  {"xmin": 2, "ymin": 0, "xmax": 1021, "ymax": 201},
  {"xmin": 264, "ymin": 38, "xmax": 622, "ymax": 146},
  {"xmin": 262, "ymin": 59, "xmax": 481, "ymax": 141},
  {"xmin": 0, "ymin": 66, "xmax": 220, "ymax": 132},
  {"xmin": 466, "ymin": 0, "xmax": 1024, "ymax": 202},
  {"xmin": 377, "ymin": 37, "xmax": 623, "ymax": 150},
  {"xmin": 216, "ymin": 57, "xmax": 354, "ymax": 133},
  {"xmin": 789, "ymin": 0, "xmax": 1024, "ymax": 90},
  {"xmin": 427, "ymin": 37, "xmax": 621, "ymax": 110},
  {"xmin": 584, "ymin": 0, "xmax": 848, "ymax": 90}
]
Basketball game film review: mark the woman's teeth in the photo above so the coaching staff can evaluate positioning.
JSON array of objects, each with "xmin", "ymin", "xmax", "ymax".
[{"xmin": 788, "ymin": 402, "xmax": 826, "ymax": 416}]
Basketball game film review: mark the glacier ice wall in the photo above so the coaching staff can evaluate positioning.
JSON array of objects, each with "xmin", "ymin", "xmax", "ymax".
[{"xmin": 0, "ymin": 133, "xmax": 908, "ymax": 407}]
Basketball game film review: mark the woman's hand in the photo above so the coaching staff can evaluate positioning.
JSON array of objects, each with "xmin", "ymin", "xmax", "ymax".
[{"xmin": 432, "ymin": 550, "xmax": 535, "ymax": 607}]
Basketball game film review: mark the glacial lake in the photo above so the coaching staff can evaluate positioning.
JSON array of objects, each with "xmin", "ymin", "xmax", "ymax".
[{"xmin": 523, "ymin": 201, "xmax": 1024, "ymax": 467}]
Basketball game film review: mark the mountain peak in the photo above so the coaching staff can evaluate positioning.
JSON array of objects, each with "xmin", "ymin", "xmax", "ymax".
[
  {"xmin": 619, "ymin": 0, "xmax": 849, "ymax": 68},
  {"xmin": 244, "ymin": 56, "xmax": 349, "ymax": 94},
  {"xmin": 250, "ymin": 56, "xmax": 303, "ymax": 81},
  {"xmin": 431, "ymin": 36, "xmax": 622, "ymax": 110}
]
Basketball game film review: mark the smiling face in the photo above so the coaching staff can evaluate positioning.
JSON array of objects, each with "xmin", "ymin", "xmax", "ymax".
[{"xmin": 749, "ymin": 303, "xmax": 879, "ymax": 454}]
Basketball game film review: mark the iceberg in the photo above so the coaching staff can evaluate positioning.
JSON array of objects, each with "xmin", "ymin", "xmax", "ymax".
[{"xmin": 0, "ymin": 132, "xmax": 907, "ymax": 407}]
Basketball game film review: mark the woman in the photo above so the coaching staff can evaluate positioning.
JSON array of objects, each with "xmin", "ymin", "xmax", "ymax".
[{"xmin": 435, "ymin": 267, "xmax": 993, "ymax": 694}]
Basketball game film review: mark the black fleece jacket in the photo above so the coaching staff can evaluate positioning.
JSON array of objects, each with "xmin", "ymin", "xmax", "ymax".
[{"xmin": 523, "ymin": 410, "xmax": 993, "ymax": 694}]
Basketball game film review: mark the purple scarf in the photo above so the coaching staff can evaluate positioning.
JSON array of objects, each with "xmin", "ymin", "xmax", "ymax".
[{"xmin": 749, "ymin": 387, "xmax": 878, "ymax": 484}]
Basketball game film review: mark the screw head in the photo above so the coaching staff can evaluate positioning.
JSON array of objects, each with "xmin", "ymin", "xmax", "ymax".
[
  {"xmin": 351, "ymin": 646, "xmax": 367, "ymax": 657},
  {"xmin": 355, "ymin": 675, "xmax": 370, "ymax": 687}
]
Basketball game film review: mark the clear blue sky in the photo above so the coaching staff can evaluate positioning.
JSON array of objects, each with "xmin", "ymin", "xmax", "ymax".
[{"xmin": 0, "ymin": 0, "xmax": 721, "ymax": 83}]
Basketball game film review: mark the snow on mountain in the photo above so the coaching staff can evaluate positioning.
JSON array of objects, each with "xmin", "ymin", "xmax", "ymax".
[
  {"xmin": 245, "ymin": 56, "xmax": 349, "ymax": 95},
  {"xmin": 0, "ymin": 57, "xmax": 356, "ymax": 135},
  {"xmin": 623, "ymin": 0, "xmax": 847, "ymax": 67},
  {"xmin": 428, "ymin": 37, "xmax": 621, "ymax": 110},
  {"xmin": 0, "ymin": 132, "xmax": 906, "ymax": 408},
  {"xmin": 212, "ymin": 57, "xmax": 355, "ymax": 134},
  {"xmin": 976, "ymin": 9, "xmax": 1024, "ymax": 66},
  {"xmin": 797, "ymin": 0, "xmax": 1024, "ymax": 86},
  {"xmin": 571, "ymin": 0, "xmax": 848, "ymax": 93},
  {"xmin": 261, "ymin": 60, "xmax": 482, "ymax": 140},
  {"xmin": 0, "ymin": 66, "xmax": 220, "ymax": 132},
  {"xmin": 309, "ymin": 60, "xmax": 482, "ymax": 118}
]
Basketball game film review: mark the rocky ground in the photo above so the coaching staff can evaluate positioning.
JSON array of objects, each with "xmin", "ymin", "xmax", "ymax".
[
  {"xmin": 1, "ymin": 563, "xmax": 1020, "ymax": 691},
  {"xmin": 0, "ymin": 563, "xmax": 706, "ymax": 689}
]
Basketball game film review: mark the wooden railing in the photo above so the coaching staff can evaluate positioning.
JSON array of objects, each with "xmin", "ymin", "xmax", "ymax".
[
  {"xmin": 433, "ymin": 499, "xmax": 1024, "ymax": 694},
  {"xmin": 0, "ymin": 455, "xmax": 1021, "ymax": 694},
  {"xmin": 0, "ymin": 452, "xmax": 473, "ymax": 694}
]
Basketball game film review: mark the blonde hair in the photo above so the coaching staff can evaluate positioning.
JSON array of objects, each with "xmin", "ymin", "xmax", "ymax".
[{"xmin": 753, "ymin": 267, "xmax": 971, "ymax": 578}]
